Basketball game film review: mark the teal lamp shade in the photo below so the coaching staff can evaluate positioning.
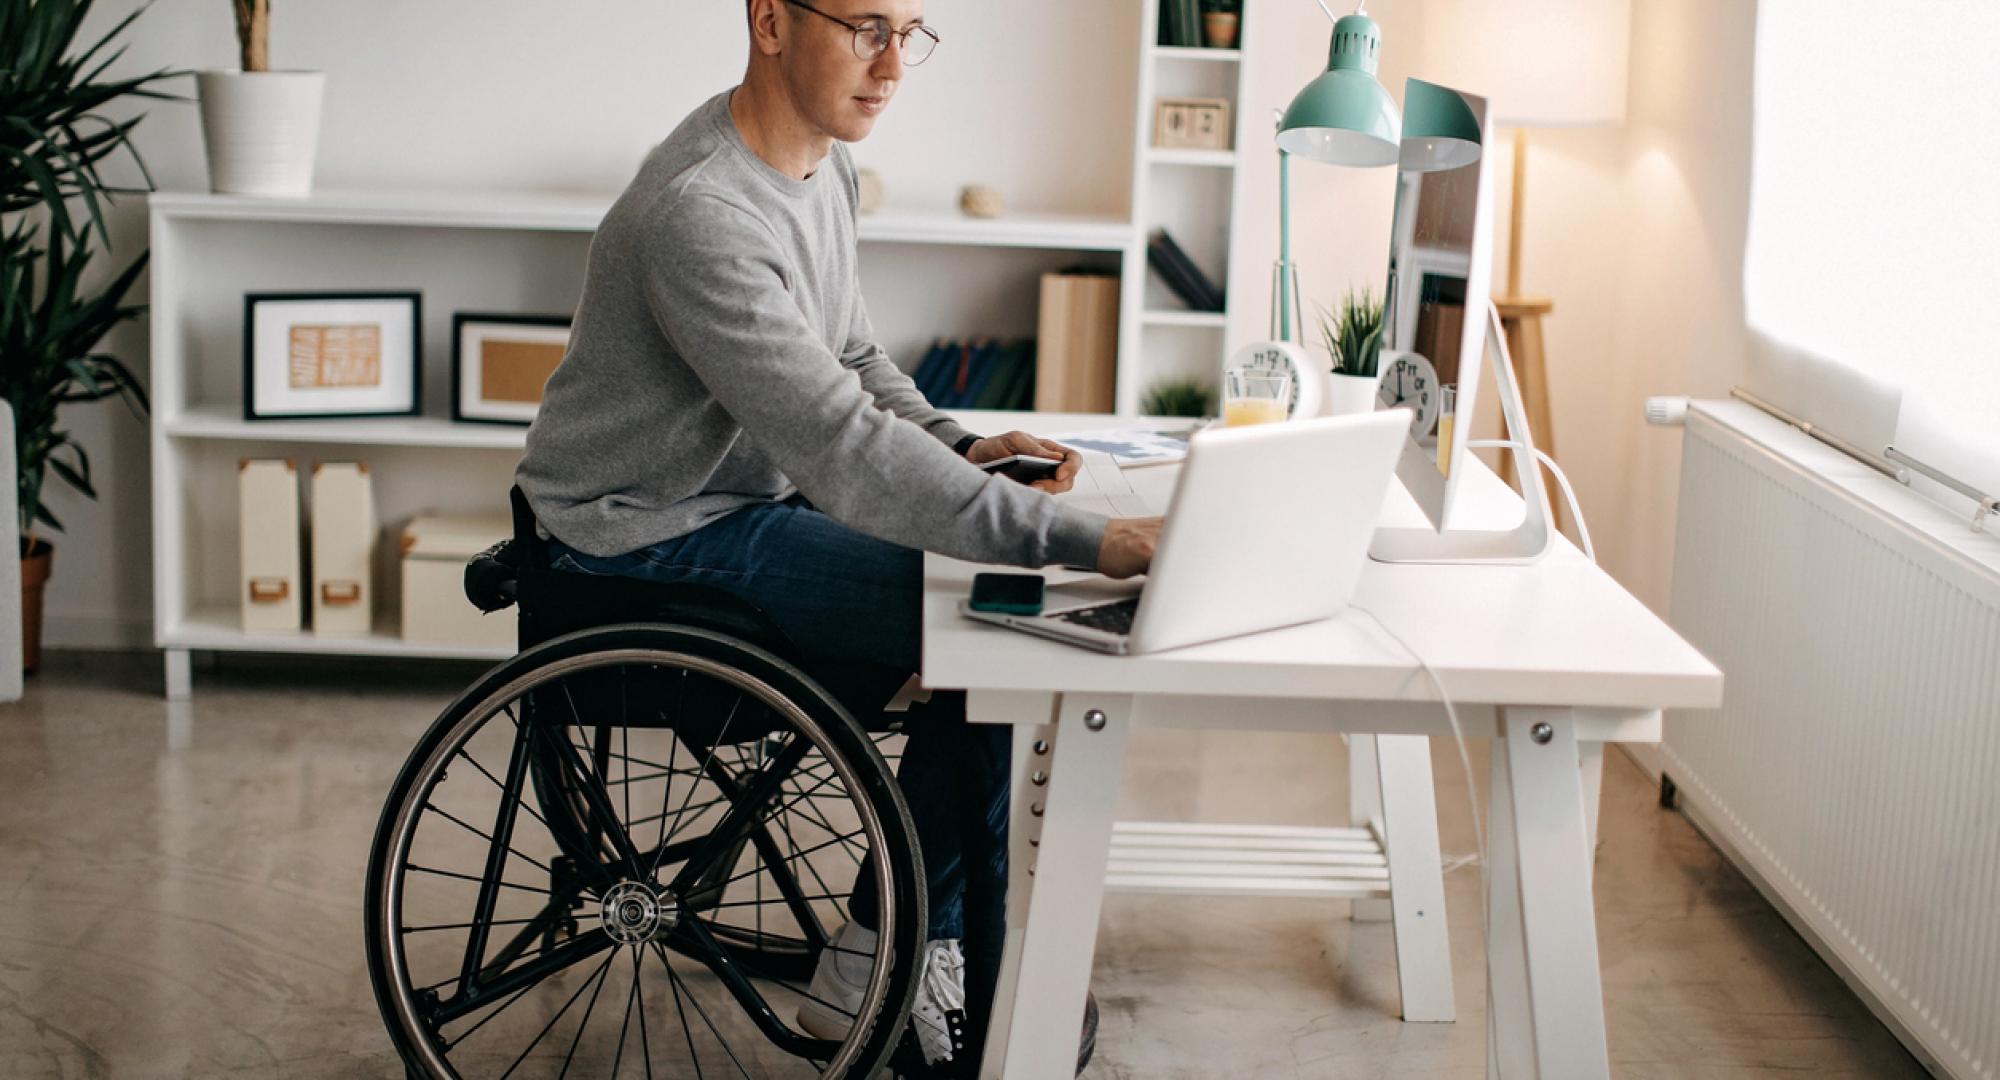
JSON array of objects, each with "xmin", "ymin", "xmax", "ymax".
[
  {"xmin": 1275, "ymin": 11, "xmax": 1399, "ymax": 167},
  {"xmin": 1399, "ymin": 78, "xmax": 1484, "ymax": 172}
]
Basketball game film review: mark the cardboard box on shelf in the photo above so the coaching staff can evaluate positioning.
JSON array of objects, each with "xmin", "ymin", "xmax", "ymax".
[
  {"xmin": 401, "ymin": 513, "xmax": 516, "ymax": 648},
  {"xmin": 239, "ymin": 459, "xmax": 302, "ymax": 633},
  {"xmin": 310, "ymin": 462, "xmax": 375, "ymax": 637}
]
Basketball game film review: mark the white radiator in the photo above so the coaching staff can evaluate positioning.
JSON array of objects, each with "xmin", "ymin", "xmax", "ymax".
[{"xmin": 1663, "ymin": 401, "xmax": 2000, "ymax": 1080}]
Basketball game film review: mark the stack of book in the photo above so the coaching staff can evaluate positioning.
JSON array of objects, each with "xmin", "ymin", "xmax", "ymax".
[
  {"xmin": 913, "ymin": 338, "xmax": 1038, "ymax": 411},
  {"xmin": 1147, "ymin": 229, "xmax": 1225, "ymax": 312},
  {"xmin": 1156, "ymin": 0, "xmax": 1204, "ymax": 47}
]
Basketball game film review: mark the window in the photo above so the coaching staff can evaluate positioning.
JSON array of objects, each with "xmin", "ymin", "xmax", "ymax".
[{"xmin": 1744, "ymin": 0, "xmax": 2000, "ymax": 501}]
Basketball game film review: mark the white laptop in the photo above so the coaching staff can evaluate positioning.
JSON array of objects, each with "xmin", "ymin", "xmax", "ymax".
[{"xmin": 961, "ymin": 410, "xmax": 1409, "ymax": 654}]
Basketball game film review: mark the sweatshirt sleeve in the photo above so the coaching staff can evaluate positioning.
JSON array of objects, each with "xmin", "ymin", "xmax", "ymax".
[
  {"xmin": 639, "ymin": 191, "xmax": 1105, "ymax": 569},
  {"xmin": 840, "ymin": 292, "xmax": 977, "ymax": 451}
]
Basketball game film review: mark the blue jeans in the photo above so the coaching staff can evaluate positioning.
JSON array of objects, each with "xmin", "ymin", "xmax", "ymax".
[{"xmin": 549, "ymin": 497, "xmax": 1009, "ymax": 1043}]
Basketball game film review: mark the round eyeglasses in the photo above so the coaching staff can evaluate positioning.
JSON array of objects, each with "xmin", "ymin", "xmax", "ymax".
[{"xmin": 783, "ymin": 0, "xmax": 940, "ymax": 66}]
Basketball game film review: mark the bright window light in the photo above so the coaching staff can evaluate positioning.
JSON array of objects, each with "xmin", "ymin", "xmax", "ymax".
[{"xmin": 1745, "ymin": 0, "xmax": 2000, "ymax": 481}]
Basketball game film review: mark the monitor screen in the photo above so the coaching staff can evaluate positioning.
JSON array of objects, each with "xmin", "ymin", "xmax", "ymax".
[{"xmin": 1379, "ymin": 80, "xmax": 1491, "ymax": 528}]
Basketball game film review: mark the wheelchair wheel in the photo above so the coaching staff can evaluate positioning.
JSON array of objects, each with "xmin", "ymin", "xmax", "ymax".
[{"xmin": 366, "ymin": 623, "xmax": 926, "ymax": 1078}]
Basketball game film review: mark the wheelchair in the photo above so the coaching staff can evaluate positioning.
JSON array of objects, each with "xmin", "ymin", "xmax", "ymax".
[{"xmin": 365, "ymin": 489, "xmax": 940, "ymax": 1078}]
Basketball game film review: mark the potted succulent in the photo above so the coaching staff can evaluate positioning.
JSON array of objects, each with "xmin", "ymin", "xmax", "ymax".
[
  {"xmin": 2, "ymin": 0, "xmax": 171, "ymax": 672},
  {"xmin": 1202, "ymin": 0, "xmax": 1241, "ymax": 49},
  {"xmin": 1317, "ymin": 288, "xmax": 1385, "ymax": 416},
  {"xmin": 197, "ymin": 1, "xmax": 324, "ymax": 195},
  {"xmin": 1141, "ymin": 376, "xmax": 1217, "ymax": 419}
]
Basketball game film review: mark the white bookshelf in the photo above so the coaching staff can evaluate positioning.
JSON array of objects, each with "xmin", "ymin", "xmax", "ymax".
[
  {"xmin": 146, "ymin": 191, "xmax": 1149, "ymax": 696},
  {"xmin": 146, "ymin": 2, "xmax": 1262, "ymax": 694},
  {"xmin": 1122, "ymin": 0, "xmax": 1258, "ymax": 415}
]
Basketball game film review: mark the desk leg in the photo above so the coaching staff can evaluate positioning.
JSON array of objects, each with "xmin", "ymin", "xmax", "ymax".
[
  {"xmin": 1579, "ymin": 740, "xmax": 1605, "ymax": 876},
  {"xmin": 977, "ymin": 691, "xmax": 1056, "ymax": 1079},
  {"xmin": 1375, "ymin": 733, "xmax": 1454, "ymax": 1022},
  {"xmin": 1486, "ymin": 707, "xmax": 1610, "ymax": 1080},
  {"xmin": 1348, "ymin": 734, "xmax": 1392, "ymax": 923},
  {"xmin": 980, "ymin": 693, "xmax": 1133, "ymax": 1080}
]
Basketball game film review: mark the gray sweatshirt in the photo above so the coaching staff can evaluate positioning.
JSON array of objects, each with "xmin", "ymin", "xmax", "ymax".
[{"xmin": 517, "ymin": 90, "xmax": 1107, "ymax": 569}]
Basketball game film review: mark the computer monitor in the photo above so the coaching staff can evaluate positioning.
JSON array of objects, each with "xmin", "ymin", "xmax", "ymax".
[
  {"xmin": 1378, "ymin": 78, "xmax": 1494, "ymax": 528},
  {"xmin": 1369, "ymin": 79, "xmax": 1553, "ymax": 564}
]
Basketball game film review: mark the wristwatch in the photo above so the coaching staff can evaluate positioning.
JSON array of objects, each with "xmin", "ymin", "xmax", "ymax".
[{"xmin": 952, "ymin": 433, "xmax": 981, "ymax": 457}]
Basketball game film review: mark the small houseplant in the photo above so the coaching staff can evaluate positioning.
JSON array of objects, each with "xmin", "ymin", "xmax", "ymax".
[
  {"xmin": 1141, "ymin": 376, "xmax": 1217, "ymax": 419},
  {"xmin": 1201, "ymin": 0, "xmax": 1241, "ymax": 49},
  {"xmin": 1317, "ymin": 288, "xmax": 1384, "ymax": 416},
  {"xmin": 198, "ymin": 0, "xmax": 325, "ymax": 195},
  {"xmin": 3, "ymin": 0, "xmax": 173, "ymax": 671}
]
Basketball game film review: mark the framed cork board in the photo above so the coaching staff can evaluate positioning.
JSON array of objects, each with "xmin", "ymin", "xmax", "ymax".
[
  {"xmin": 450, "ymin": 312, "xmax": 573, "ymax": 425},
  {"xmin": 243, "ymin": 292, "xmax": 421, "ymax": 420}
]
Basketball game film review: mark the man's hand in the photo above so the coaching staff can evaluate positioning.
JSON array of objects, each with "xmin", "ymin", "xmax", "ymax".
[
  {"xmin": 965, "ymin": 431, "xmax": 1083, "ymax": 494},
  {"xmin": 1096, "ymin": 516, "xmax": 1162, "ymax": 579}
]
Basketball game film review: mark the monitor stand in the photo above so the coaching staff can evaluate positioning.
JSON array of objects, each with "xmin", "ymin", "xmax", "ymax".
[{"xmin": 1369, "ymin": 301, "xmax": 1556, "ymax": 565}]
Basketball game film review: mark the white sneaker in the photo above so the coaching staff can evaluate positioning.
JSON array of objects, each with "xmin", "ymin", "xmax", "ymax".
[
  {"xmin": 795, "ymin": 923, "xmax": 968, "ymax": 1067},
  {"xmin": 909, "ymin": 938, "xmax": 967, "ymax": 1066},
  {"xmin": 797, "ymin": 921, "xmax": 877, "ymax": 1039}
]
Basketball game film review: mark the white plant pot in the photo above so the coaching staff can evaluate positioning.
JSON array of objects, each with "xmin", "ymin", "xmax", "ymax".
[
  {"xmin": 1326, "ymin": 370, "xmax": 1383, "ymax": 416},
  {"xmin": 197, "ymin": 71, "xmax": 325, "ymax": 197}
]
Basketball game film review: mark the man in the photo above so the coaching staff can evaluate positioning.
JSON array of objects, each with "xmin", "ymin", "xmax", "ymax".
[{"xmin": 516, "ymin": 0, "xmax": 1161, "ymax": 1072}]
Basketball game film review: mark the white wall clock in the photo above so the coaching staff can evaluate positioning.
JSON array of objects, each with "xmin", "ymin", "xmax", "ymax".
[
  {"xmin": 1378, "ymin": 349, "xmax": 1441, "ymax": 436},
  {"xmin": 1225, "ymin": 340, "xmax": 1323, "ymax": 419}
]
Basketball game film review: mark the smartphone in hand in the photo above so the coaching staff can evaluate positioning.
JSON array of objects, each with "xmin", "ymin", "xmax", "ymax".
[{"xmin": 979, "ymin": 454, "xmax": 1063, "ymax": 484}]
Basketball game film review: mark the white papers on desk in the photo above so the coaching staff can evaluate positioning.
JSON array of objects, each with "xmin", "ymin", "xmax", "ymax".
[
  {"xmin": 1047, "ymin": 426, "xmax": 1195, "ymax": 468},
  {"xmin": 1074, "ymin": 449, "xmax": 1155, "ymax": 518}
]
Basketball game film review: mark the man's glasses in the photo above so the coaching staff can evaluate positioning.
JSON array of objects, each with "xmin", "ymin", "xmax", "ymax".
[{"xmin": 783, "ymin": 0, "xmax": 940, "ymax": 66}]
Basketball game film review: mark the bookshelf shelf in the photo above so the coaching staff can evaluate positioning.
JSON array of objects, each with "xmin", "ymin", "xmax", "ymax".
[
  {"xmin": 1126, "ymin": 0, "xmax": 1256, "ymax": 412},
  {"xmin": 1143, "ymin": 310, "xmax": 1228, "ymax": 328},
  {"xmin": 1145, "ymin": 148, "xmax": 1240, "ymax": 168},
  {"xmin": 165, "ymin": 406, "xmax": 529, "ymax": 450},
  {"xmin": 1152, "ymin": 46, "xmax": 1242, "ymax": 62},
  {"xmin": 147, "ymin": 191, "xmax": 1133, "ymax": 252}
]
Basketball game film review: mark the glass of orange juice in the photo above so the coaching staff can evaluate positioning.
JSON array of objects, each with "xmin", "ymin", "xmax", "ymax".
[
  {"xmin": 1435, "ymin": 384, "xmax": 1458, "ymax": 475},
  {"xmin": 1223, "ymin": 370, "xmax": 1291, "ymax": 427}
]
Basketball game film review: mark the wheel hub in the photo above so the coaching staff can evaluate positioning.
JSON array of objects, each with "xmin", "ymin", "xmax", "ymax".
[{"xmin": 599, "ymin": 881, "xmax": 677, "ymax": 945}]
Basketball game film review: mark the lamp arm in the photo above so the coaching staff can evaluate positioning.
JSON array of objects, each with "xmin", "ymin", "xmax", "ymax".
[{"xmin": 1279, "ymin": 146, "xmax": 1293, "ymax": 342}]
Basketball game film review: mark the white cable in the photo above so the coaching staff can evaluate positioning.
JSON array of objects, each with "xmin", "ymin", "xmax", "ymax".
[
  {"xmin": 1465, "ymin": 439, "xmax": 1596, "ymax": 564},
  {"xmin": 1346, "ymin": 439, "xmax": 1588, "ymax": 1057},
  {"xmin": 1349, "ymin": 603, "xmax": 1491, "ymax": 1038},
  {"xmin": 1352, "ymin": 608, "xmax": 1496, "ymax": 1040}
]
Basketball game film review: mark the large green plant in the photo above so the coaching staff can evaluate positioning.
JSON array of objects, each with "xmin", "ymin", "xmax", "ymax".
[{"xmin": 1, "ymin": 0, "xmax": 177, "ymax": 545}]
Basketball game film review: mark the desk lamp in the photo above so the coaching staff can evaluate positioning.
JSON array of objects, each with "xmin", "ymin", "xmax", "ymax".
[
  {"xmin": 1234, "ymin": 2, "xmax": 1403, "ymax": 422},
  {"xmin": 1269, "ymin": 1, "xmax": 1399, "ymax": 346}
]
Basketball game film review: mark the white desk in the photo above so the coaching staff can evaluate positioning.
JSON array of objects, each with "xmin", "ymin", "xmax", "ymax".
[{"xmin": 924, "ymin": 413, "xmax": 1723, "ymax": 1079}]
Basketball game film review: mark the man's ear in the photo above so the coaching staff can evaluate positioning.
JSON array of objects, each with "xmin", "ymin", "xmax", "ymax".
[{"xmin": 748, "ymin": 0, "xmax": 787, "ymax": 57}]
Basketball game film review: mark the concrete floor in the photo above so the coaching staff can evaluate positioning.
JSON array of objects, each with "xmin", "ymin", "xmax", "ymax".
[{"xmin": 0, "ymin": 650, "xmax": 1923, "ymax": 1078}]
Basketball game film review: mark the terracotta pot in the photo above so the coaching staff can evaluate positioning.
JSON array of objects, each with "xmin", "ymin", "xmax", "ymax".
[
  {"xmin": 20, "ymin": 539, "xmax": 50, "ymax": 674},
  {"xmin": 1203, "ymin": 11, "xmax": 1240, "ymax": 49}
]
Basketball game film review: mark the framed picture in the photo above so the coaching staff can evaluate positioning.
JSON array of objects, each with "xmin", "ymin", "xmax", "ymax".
[
  {"xmin": 1153, "ymin": 97, "xmax": 1233, "ymax": 151},
  {"xmin": 450, "ymin": 313, "xmax": 572, "ymax": 425},
  {"xmin": 243, "ymin": 292, "xmax": 422, "ymax": 420}
]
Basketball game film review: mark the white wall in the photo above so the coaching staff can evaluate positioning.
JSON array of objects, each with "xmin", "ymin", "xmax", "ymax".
[{"xmin": 49, "ymin": 0, "xmax": 1755, "ymax": 646}]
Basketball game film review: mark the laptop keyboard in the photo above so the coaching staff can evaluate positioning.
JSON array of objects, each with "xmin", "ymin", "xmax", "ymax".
[{"xmin": 1052, "ymin": 597, "xmax": 1140, "ymax": 636}]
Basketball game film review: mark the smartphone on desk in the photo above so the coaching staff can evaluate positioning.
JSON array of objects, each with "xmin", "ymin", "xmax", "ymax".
[
  {"xmin": 968, "ymin": 572, "xmax": 1045, "ymax": 615},
  {"xmin": 979, "ymin": 454, "xmax": 1063, "ymax": 484}
]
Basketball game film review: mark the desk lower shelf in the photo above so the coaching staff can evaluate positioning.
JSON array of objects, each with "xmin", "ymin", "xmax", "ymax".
[{"xmin": 1104, "ymin": 821, "xmax": 1390, "ymax": 900}]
